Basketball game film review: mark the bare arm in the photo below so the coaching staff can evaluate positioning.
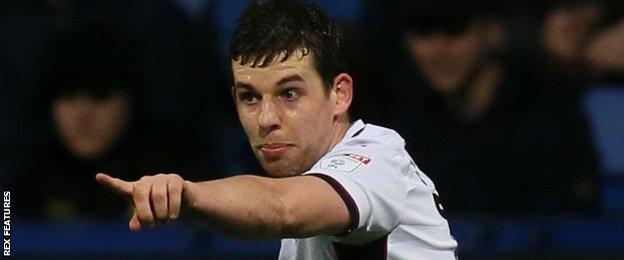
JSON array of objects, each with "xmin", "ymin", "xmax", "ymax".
[{"xmin": 96, "ymin": 173, "xmax": 350, "ymax": 240}]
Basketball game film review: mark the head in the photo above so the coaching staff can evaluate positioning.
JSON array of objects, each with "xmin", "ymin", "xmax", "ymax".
[
  {"xmin": 542, "ymin": 1, "xmax": 605, "ymax": 63},
  {"xmin": 42, "ymin": 24, "xmax": 141, "ymax": 159},
  {"xmin": 52, "ymin": 91, "xmax": 131, "ymax": 159},
  {"xmin": 230, "ymin": 0, "xmax": 353, "ymax": 177},
  {"xmin": 399, "ymin": 0, "xmax": 504, "ymax": 93}
]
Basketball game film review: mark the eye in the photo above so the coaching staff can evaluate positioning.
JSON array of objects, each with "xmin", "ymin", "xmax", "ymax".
[
  {"xmin": 238, "ymin": 92, "xmax": 260, "ymax": 105},
  {"xmin": 282, "ymin": 88, "xmax": 300, "ymax": 101}
]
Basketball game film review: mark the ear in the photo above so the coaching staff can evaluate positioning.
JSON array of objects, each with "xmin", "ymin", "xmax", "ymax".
[{"xmin": 330, "ymin": 73, "xmax": 353, "ymax": 117}]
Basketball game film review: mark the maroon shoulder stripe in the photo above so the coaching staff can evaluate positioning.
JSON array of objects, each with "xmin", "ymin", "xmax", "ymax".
[{"xmin": 308, "ymin": 173, "xmax": 359, "ymax": 235}]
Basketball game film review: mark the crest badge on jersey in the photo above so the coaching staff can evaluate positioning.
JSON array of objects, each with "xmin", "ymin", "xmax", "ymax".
[{"xmin": 320, "ymin": 154, "xmax": 371, "ymax": 172}]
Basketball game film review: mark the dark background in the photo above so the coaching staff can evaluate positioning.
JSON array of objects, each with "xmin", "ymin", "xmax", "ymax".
[{"xmin": 1, "ymin": 0, "xmax": 623, "ymax": 258}]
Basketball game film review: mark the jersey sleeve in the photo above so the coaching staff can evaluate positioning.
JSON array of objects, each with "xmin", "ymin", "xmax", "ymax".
[{"xmin": 304, "ymin": 147, "xmax": 410, "ymax": 244}]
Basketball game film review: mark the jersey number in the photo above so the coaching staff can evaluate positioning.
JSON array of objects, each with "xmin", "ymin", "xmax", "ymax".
[{"xmin": 432, "ymin": 193, "xmax": 447, "ymax": 219}]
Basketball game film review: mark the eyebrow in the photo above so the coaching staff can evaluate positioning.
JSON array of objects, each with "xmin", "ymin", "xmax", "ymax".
[
  {"xmin": 234, "ymin": 82, "xmax": 255, "ymax": 91},
  {"xmin": 234, "ymin": 74, "xmax": 305, "ymax": 91},
  {"xmin": 276, "ymin": 75, "xmax": 304, "ymax": 86}
]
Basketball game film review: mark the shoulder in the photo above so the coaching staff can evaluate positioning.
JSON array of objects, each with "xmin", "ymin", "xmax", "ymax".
[
  {"xmin": 345, "ymin": 122, "xmax": 406, "ymax": 150},
  {"xmin": 311, "ymin": 120, "xmax": 437, "ymax": 191},
  {"xmin": 305, "ymin": 120, "xmax": 422, "ymax": 195},
  {"xmin": 325, "ymin": 121, "xmax": 409, "ymax": 174}
]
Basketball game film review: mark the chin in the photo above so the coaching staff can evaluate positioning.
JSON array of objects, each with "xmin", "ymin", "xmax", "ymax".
[
  {"xmin": 262, "ymin": 161, "xmax": 302, "ymax": 178},
  {"xmin": 264, "ymin": 167, "xmax": 300, "ymax": 178},
  {"xmin": 70, "ymin": 146, "xmax": 105, "ymax": 160}
]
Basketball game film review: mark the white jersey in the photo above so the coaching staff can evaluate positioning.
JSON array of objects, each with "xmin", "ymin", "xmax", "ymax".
[{"xmin": 278, "ymin": 120, "xmax": 457, "ymax": 260}]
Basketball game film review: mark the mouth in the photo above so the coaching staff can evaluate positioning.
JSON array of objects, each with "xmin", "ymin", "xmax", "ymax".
[{"xmin": 257, "ymin": 143, "xmax": 293, "ymax": 158}]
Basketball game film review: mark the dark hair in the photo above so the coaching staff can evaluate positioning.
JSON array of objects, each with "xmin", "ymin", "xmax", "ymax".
[
  {"xmin": 40, "ymin": 24, "xmax": 143, "ymax": 101},
  {"xmin": 230, "ymin": 0, "xmax": 346, "ymax": 88}
]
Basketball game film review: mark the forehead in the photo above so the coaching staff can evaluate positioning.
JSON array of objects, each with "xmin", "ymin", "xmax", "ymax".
[{"xmin": 231, "ymin": 51, "xmax": 320, "ymax": 85}]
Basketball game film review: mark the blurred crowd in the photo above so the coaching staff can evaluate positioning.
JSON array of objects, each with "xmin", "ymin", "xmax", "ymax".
[{"xmin": 0, "ymin": 0, "xmax": 622, "ymax": 221}]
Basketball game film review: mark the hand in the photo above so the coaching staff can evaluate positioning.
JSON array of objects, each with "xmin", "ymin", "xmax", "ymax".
[{"xmin": 95, "ymin": 173, "xmax": 195, "ymax": 231}]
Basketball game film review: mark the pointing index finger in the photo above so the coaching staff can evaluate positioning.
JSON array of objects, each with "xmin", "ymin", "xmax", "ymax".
[{"xmin": 96, "ymin": 173, "xmax": 134, "ymax": 195}]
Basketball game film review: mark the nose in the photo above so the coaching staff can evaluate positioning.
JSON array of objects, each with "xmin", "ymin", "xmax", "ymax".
[{"xmin": 258, "ymin": 100, "xmax": 280, "ymax": 134}]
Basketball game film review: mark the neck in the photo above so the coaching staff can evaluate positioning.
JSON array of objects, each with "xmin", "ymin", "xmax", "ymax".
[{"xmin": 327, "ymin": 114, "xmax": 352, "ymax": 153}]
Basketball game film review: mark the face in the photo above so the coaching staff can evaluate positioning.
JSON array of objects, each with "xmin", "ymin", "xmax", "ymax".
[
  {"xmin": 53, "ymin": 91, "xmax": 130, "ymax": 159},
  {"xmin": 232, "ymin": 51, "xmax": 350, "ymax": 178},
  {"xmin": 407, "ymin": 23, "xmax": 490, "ymax": 93}
]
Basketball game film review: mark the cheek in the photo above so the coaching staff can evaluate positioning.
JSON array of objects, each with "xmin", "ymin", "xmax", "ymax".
[
  {"xmin": 52, "ymin": 103, "xmax": 78, "ymax": 135},
  {"xmin": 92, "ymin": 103, "xmax": 129, "ymax": 141},
  {"xmin": 297, "ymin": 101, "xmax": 332, "ymax": 141},
  {"xmin": 411, "ymin": 38, "xmax": 449, "ymax": 64},
  {"xmin": 454, "ymin": 38, "xmax": 483, "ymax": 66},
  {"xmin": 413, "ymin": 43, "xmax": 436, "ymax": 63},
  {"xmin": 237, "ymin": 110, "xmax": 257, "ymax": 138}
]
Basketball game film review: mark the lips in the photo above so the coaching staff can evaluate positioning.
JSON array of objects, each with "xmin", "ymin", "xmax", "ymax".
[{"xmin": 258, "ymin": 143, "xmax": 292, "ymax": 158}]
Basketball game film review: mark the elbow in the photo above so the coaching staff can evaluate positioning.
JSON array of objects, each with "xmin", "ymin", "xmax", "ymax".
[{"xmin": 241, "ymin": 191, "xmax": 299, "ymax": 239}]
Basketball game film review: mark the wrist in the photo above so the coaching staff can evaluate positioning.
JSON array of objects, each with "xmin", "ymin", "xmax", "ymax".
[{"xmin": 182, "ymin": 180, "xmax": 198, "ymax": 215}]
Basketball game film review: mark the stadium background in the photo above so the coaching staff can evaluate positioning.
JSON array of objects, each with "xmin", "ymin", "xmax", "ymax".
[{"xmin": 0, "ymin": 0, "xmax": 623, "ymax": 259}]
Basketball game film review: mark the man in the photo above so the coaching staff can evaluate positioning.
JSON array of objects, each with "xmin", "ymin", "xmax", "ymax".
[
  {"xmin": 97, "ymin": 0, "xmax": 457, "ymax": 259},
  {"xmin": 14, "ymin": 24, "xmax": 208, "ymax": 220},
  {"xmin": 542, "ymin": 0, "xmax": 624, "ymax": 95},
  {"xmin": 381, "ymin": 0, "xmax": 599, "ymax": 215}
]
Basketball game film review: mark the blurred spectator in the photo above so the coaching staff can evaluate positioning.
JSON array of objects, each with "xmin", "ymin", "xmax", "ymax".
[
  {"xmin": 64, "ymin": 0, "xmax": 225, "ymax": 128},
  {"xmin": 542, "ymin": 0, "xmax": 624, "ymax": 97},
  {"xmin": 13, "ymin": 25, "xmax": 208, "ymax": 221},
  {"xmin": 381, "ymin": 0, "xmax": 600, "ymax": 216},
  {"xmin": 584, "ymin": 3, "xmax": 624, "ymax": 75},
  {"xmin": 543, "ymin": 2, "xmax": 603, "ymax": 67}
]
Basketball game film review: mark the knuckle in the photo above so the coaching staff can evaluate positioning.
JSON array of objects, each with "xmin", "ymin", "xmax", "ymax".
[
  {"xmin": 165, "ymin": 174, "xmax": 179, "ymax": 183},
  {"xmin": 169, "ymin": 182, "xmax": 182, "ymax": 192},
  {"xmin": 135, "ymin": 185, "xmax": 150, "ymax": 197},
  {"xmin": 152, "ymin": 191, "xmax": 166, "ymax": 203}
]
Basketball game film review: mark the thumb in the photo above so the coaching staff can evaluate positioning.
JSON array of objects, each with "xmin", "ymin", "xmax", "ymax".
[
  {"xmin": 95, "ymin": 173, "xmax": 133, "ymax": 195},
  {"xmin": 129, "ymin": 212, "xmax": 142, "ymax": 231}
]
